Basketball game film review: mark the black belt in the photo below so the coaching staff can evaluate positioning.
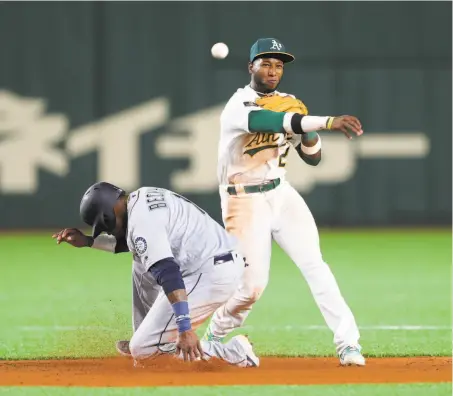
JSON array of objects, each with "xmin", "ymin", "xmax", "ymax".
[
  {"xmin": 214, "ymin": 252, "xmax": 234, "ymax": 265},
  {"xmin": 226, "ymin": 178, "xmax": 281, "ymax": 195}
]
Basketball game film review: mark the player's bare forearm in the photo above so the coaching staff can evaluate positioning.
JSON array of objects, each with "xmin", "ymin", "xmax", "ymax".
[
  {"xmin": 52, "ymin": 229, "xmax": 130, "ymax": 254},
  {"xmin": 167, "ymin": 289, "xmax": 188, "ymax": 304},
  {"xmin": 296, "ymin": 132, "xmax": 322, "ymax": 166},
  {"xmin": 52, "ymin": 228, "xmax": 94, "ymax": 248}
]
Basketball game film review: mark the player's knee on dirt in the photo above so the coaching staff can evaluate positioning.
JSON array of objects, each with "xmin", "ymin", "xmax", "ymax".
[
  {"xmin": 128, "ymin": 338, "xmax": 144, "ymax": 360},
  {"xmin": 128, "ymin": 338, "xmax": 157, "ymax": 360}
]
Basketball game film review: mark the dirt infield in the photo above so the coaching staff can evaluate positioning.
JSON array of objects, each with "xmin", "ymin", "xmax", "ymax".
[{"xmin": 0, "ymin": 357, "xmax": 451, "ymax": 387}]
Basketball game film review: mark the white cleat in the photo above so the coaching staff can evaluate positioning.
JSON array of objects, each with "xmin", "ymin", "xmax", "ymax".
[
  {"xmin": 339, "ymin": 346, "xmax": 366, "ymax": 366},
  {"xmin": 230, "ymin": 335, "xmax": 260, "ymax": 368}
]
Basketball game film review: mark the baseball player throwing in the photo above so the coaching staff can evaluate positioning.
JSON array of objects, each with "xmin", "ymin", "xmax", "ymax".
[
  {"xmin": 203, "ymin": 38, "xmax": 365, "ymax": 366},
  {"xmin": 52, "ymin": 182, "xmax": 259, "ymax": 367}
]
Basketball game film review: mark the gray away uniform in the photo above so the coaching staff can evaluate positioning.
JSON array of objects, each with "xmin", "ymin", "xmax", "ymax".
[{"xmin": 124, "ymin": 187, "xmax": 247, "ymax": 365}]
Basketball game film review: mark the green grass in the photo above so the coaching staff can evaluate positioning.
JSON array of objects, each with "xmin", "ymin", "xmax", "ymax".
[
  {"xmin": 0, "ymin": 383, "xmax": 451, "ymax": 396},
  {"xmin": 0, "ymin": 230, "xmax": 450, "ymax": 359}
]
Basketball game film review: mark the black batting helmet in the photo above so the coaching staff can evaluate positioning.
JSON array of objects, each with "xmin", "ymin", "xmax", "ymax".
[{"xmin": 79, "ymin": 182, "xmax": 126, "ymax": 239}]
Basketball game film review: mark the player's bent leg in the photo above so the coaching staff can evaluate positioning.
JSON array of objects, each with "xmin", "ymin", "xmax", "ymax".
[
  {"xmin": 205, "ymin": 275, "xmax": 269, "ymax": 341},
  {"xmin": 196, "ymin": 259, "xmax": 260, "ymax": 367},
  {"xmin": 272, "ymin": 183, "xmax": 362, "ymax": 359},
  {"xmin": 205, "ymin": 191, "xmax": 272, "ymax": 341},
  {"xmin": 130, "ymin": 254, "xmax": 258, "ymax": 367},
  {"xmin": 116, "ymin": 261, "xmax": 162, "ymax": 358},
  {"xmin": 129, "ymin": 271, "xmax": 217, "ymax": 361},
  {"xmin": 128, "ymin": 290, "xmax": 174, "ymax": 361},
  {"xmin": 132, "ymin": 259, "xmax": 161, "ymax": 332}
]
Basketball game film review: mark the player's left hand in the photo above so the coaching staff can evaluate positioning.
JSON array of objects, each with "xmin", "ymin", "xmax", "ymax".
[
  {"xmin": 176, "ymin": 329, "xmax": 204, "ymax": 362},
  {"xmin": 52, "ymin": 228, "xmax": 94, "ymax": 248}
]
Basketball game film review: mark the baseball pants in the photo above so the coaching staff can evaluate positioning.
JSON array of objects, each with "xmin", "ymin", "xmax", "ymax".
[
  {"xmin": 129, "ymin": 251, "xmax": 251, "ymax": 365},
  {"xmin": 207, "ymin": 180, "xmax": 361, "ymax": 354}
]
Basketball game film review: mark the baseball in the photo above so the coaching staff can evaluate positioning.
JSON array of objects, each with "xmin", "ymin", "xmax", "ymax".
[{"xmin": 211, "ymin": 42, "xmax": 229, "ymax": 59}]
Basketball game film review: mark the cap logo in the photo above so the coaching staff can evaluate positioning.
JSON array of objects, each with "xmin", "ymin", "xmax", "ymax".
[{"xmin": 270, "ymin": 40, "xmax": 282, "ymax": 50}]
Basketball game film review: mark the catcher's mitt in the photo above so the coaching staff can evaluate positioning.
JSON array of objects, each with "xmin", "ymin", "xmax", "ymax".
[{"xmin": 255, "ymin": 94, "xmax": 308, "ymax": 115}]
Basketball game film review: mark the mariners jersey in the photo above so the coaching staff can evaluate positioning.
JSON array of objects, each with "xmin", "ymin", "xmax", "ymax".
[
  {"xmin": 218, "ymin": 85, "xmax": 298, "ymax": 186},
  {"xmin": 126, "ymin": 187, "xmax": 236, "ymax": 275}
]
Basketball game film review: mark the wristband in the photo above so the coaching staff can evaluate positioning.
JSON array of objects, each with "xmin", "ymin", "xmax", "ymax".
[
  {"xmin": 284, "ymin": 113, "xmax": 331, "ymax": 134},
  {"xmin": 172, "ymin": 301, "xmax": 192, "ymax": 333},
  {"xmin": 91, "ymin": 234, "xmax": 116, "ymax": 252},
  {"xmin": 326, "ymin": 116, "xmax": 335, "ymax": 130},
  {"xmin": 301, "ymin": 116, "xmax": 330, "ymax": 132}
]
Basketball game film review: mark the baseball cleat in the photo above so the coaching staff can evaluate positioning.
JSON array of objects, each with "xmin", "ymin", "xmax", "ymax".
[
  {"xmin": 202, "ymin": 328, "xmax": 224, "ymax": 343},
  {"xmin": 116, "ymin": 340, "xmax": 132, "ymax": 357},
  {"xmin": 230, "ymin": 335, "xmax": 260, "ymax": 368},
  {"xmin": 339, "ymin": 346, "xmax": 366, "ymax": 366}
]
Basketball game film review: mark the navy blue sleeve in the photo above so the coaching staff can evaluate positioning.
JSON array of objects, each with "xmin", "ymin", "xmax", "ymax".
[{"xmin": 148, "ymin": 257, "xmax": 185, "ymax": 295}]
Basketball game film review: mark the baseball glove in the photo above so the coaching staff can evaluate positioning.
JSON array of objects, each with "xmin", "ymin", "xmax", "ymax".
[{"xmin": 255, "ymin": 95, "xmax": 308, "ymax": 115}]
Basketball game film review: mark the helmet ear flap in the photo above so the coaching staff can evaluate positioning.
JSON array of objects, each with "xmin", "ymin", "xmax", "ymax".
[
  {"xmin": 92, "ymin": 210, "xmax": 117, "ymax": 238},
  {"xmin": 103, "ymin": 211, "xmax": 117, "ymax": 233},
  {"xmin": 79, "ymin": 181, "xmax": 124, "ymax": 238}
]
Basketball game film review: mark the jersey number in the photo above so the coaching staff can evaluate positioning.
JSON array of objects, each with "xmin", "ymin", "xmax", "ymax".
[
  {"xmin": 171, "ymin": 193, "xmax": 206, "ymax": 215},
  {"xmin": 278, "ymin": 146, "xmax": 290, "ymax": 167}
]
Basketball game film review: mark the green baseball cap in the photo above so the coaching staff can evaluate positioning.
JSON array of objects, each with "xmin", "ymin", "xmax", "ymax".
[{"xmin": 249, "ymin": 38, "xmax": 295, "ymax": 64}]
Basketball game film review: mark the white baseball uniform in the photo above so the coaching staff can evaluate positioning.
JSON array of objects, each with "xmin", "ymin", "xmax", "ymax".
[
  {"xmin": 207, "ymin": 85, "xmax": 361, "ymax": 354},
  {"xmin": 125, "ymin": 186, "xmax": 253, "ymax": 366}
]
